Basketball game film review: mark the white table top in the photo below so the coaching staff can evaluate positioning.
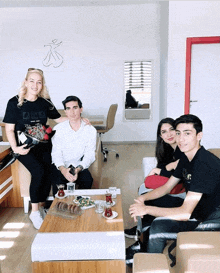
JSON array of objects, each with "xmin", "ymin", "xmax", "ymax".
[{"xmin": 31, "ymin": 231, "xmax": 125, "ymax": 262}]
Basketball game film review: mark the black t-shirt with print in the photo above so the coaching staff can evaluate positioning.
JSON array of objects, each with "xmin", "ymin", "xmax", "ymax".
[
  {"xmin": 3, "ymin": 96, "xmax": 60, "ymax": 138},
  {"xmin": 173, "ymin": 146, "xmax": 220, "ymax": 221}
]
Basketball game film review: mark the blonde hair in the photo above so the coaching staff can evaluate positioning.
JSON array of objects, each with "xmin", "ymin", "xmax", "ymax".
[{"xmin": 18, "ymin": 68, "xmax": 50, "ymax": 106}]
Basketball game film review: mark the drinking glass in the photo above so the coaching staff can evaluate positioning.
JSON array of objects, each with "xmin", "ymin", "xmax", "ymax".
[
  {"xmin": 95, "ymin": 201, "xmax": 104, "ymax": 214},
  {"xmin": 67, "ymin": 182, "xmax": 75, "ymax": 195},
  {"xmin": 104, "ymin": 204, "xmax": 113, "ymax": 217},
  {"xmin": 57, "ymin": 184, "xmax": 65, "ymax": 197},
  {"xmin": 105, "ymin": 193, "xmax": 112, "ymax": 205}
]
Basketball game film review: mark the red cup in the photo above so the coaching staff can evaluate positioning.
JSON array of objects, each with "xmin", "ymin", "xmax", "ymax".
[
  {"xmin": 104, "ymin": 206, "xmax": 113, "ymax": 217},
  {"xmin": 57, "ymin": 185, "xmax": 65, "ymax": 197},
  {"xmin": 58, "ymin": 188, "xmax": 65, "ymax": 197}
]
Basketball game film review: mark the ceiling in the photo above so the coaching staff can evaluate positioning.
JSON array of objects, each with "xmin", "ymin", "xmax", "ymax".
[{"xmin": 0, "ymin": 0, "xmax": 156, "ymax": 8}]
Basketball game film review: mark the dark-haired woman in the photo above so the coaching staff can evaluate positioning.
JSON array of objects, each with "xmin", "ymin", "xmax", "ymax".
[{"xmin": 149, "ymin": 117, "xmax": 182, "ymax": 177}]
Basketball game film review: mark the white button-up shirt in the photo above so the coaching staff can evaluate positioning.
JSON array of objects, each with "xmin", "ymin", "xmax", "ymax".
[{"xmin": 51, "ymin": 120, "xmax": 97, "ymax": 170}]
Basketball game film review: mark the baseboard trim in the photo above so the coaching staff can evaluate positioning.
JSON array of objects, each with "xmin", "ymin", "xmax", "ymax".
[{"xmin": 102, "ymin": 141, "xmax": 156, "ymax": 145}]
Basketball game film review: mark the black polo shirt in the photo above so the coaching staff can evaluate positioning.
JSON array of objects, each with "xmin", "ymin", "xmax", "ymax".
[{"xmin": 173, "ymin": 146, "xmax": 220, "ymax": 221}]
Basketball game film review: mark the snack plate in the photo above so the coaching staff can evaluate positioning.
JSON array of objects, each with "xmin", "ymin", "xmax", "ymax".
[
  {"xmin": 73, "ymin": 196, "xmax": 95, "ymax": 210},
  {"xmin": 102, "ymin": 211, "xmax": 118, "ymax": 220}
]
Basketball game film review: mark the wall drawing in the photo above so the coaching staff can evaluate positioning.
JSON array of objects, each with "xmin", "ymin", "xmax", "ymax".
[{"xmin": 43, "ymin": 39, "xmax": 63, "ymax": 68}]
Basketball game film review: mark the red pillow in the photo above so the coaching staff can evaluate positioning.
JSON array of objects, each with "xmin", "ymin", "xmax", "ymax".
[{"xmin": 144, "ymin": 175, "xmax": 185, "ymax": 194}]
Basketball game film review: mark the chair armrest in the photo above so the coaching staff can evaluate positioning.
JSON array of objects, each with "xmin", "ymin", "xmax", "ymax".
[
  {"xmin": 133, "ymin": 253, "xmax": 169, "ymax": 272},
  {"xmin": 142, "ymin": 157, "xmax": 157, "ymax": 178},
  {"xmin": 138, "ymin": 183, "xmax": 153, "ymax": 196}
]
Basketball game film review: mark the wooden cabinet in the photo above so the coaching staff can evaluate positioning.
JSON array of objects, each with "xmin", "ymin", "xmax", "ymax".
[
  {"xmin": 0, "ymin": 120, "xmax": 7, "ymax": 142},
  {"xmin": 0, "ymin": 146, "xmax": 13, "ymax": 206},
  {"xmin": 0, "ymin": 145, "xmax": 23, "ymax": 207}
]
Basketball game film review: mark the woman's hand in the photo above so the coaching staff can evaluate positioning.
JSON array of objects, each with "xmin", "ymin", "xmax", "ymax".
[
  {"xmin": 5, "ymin": 123, "xmax": 30, "ymax": 155},
  {"xmin": 148, "ymin": 168, "xmax": 161, "ymax": 176},
  {"xmin": 81, "ymin": 117, "xmax": 91, "ymax": 125},
  {"xmin": 12, "ymin": 144, "xmax": 30, "ymax": 155}
]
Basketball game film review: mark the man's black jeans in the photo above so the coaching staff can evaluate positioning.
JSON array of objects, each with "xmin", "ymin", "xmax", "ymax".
[{"xmin": 50, "ymin": 164, "xmax": 93, "ymax": 196}]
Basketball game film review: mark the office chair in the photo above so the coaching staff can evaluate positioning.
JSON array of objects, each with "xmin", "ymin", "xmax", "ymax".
[{"xmin": 96, "ymin": 104, "xmax": 119, "ymax": 162}]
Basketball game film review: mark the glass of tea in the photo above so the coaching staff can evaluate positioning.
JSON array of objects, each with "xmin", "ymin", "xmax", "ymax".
[
  {"xmin": 57, "ymin": 184, "xmax": 65, "ymax": 197},
  {"xmin": 105, "ymin": 193, "xmax": 112, "ymax": 205},
  {"xmin": 104, "ymin": 204, "xmax": 113, "ymax": 218}
]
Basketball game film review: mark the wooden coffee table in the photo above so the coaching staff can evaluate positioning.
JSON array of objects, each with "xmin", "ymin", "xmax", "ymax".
[{"xmin": 31, "ymin": 189, "xmax": 125, "ymax": 273}]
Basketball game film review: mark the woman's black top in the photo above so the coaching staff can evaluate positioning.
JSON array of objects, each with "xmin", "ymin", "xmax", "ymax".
[
  {"xmin": 157, "ymin": 145, "xmax": 184, "ymax": 178},
  {"xmin": 3, "ymin": 96, "xmax": 60, "ymax": 144}
]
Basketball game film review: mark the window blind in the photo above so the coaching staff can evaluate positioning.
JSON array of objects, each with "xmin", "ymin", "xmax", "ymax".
[{"xmin": 124, "ymin": 61, "xmax": 152, "ymax": 91}]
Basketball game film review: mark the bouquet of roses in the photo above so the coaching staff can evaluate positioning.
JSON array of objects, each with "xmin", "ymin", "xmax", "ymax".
[
  {"xmin": 25, "ymin": 123, "xmax": 53, "ymax": 141},
  {"xmin": 18, "ymin": 123, "xmax": 54, "ymax": 149},
  {"xmin": 0, "ymin": 123, "xmax": 55, "ymax": 172}
]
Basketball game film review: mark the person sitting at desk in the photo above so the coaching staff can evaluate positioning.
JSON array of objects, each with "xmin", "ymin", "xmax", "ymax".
[
  {"xmin": 125, "ymin": 90, "xmax": 138, "ymax": 108},
  {"xmin": 51, "ymin": 96, "xmax": 97, "ymax": 195}
]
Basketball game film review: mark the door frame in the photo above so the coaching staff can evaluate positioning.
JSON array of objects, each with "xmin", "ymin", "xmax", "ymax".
[{"xmin": 184, "ymin": 36, "xmax": 220, "ymax": 114}]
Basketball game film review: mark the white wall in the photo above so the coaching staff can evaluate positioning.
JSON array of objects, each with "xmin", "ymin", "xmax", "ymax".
[
  {"xmin": 167, "ymin": 1, "xmax": 220, "ymax": 119},
  {"xmin": 1, "ymin": 1, "xmax": 220, "ymax": 143},
  {"xmin": 0, "ymin": 3, "xmax": 162, "ymax": 142}
]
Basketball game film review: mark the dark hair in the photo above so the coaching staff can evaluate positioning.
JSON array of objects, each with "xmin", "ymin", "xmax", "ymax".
[
  {"xmin": 174, "ymin": 114, "xmax": 202, "ymax": 134},
  {"xmin": 155, "ymin": 117, "xmax": 175, "ymax": 165},
  {"xmin": 62, "ymin": 96, "xmax": 82, "ymax": 109}
]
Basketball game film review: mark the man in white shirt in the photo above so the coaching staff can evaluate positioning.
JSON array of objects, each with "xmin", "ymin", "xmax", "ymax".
[{"xmin": 51, "ymin": 96, "xmax": 97, "ymax": 195}]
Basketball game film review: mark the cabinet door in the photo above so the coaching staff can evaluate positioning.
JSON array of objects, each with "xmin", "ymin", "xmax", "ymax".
[{"xmin": 0, "ymin": 149, "xmax": 13, "ymax": 205}]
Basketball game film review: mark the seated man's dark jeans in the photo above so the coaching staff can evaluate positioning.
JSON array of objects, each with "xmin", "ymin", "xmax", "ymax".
[
  {"xmin": 51, "ymin": 164, "xmax": 93, "ymax": 196},
  {"xmin": 146, "ymin": 209, "xmax": 220, "ymax": 254}
]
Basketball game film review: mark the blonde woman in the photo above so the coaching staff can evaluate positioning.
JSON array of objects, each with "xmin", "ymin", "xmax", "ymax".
[{"xmin": 3, "ymin": 68, "xmax": 67, "ymax": 229}]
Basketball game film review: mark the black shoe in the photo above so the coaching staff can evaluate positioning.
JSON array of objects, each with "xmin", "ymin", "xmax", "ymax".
[
  {"xmin": 124, "ymin": 226, "xmax": 140, "ymax": 240},
  {"xmin": 126, "ymin": 240, "xmax": 143, "ymax": 266}
]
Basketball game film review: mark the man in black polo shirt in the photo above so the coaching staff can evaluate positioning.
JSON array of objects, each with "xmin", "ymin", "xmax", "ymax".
[{"xmin": 126, "ymin": 114, "xmax": 220, "ymax": 265}]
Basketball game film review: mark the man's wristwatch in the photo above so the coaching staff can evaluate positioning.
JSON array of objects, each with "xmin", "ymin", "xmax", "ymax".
[{"xmin": 76, "ymin": 165, "xmax": 84, "ymax": 172}]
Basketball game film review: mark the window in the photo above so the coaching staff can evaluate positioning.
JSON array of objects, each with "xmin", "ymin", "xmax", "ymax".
[{"xmin": 124, "ymin": 61, "xmax": 152, "ymax": 119}]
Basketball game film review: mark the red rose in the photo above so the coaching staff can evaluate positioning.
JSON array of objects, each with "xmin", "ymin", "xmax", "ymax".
[
  {"xmin": 46, "ymin": 127, "xmax": 52, "ymax": 134},
  {"xmin": 43, "ymin": 134, "xmax": 49, "ymax": 140}
]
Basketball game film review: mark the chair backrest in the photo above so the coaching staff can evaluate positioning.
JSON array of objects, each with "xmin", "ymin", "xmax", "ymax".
[
  {"xmin": 105, "ymin": 104, "xmax": 118, "ymax": 131},
  {"xmin": 207, "ymin": 148, "xmax": 220, "ymax": 158},
  {"xmin": 142, "ymin": 157, "xmax": 157, "ymax": 178}
]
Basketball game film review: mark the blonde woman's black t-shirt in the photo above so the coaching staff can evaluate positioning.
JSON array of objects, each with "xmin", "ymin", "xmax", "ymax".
[
  {"xmin": 3, "ymin": 96, "xmax": 60, "ymax": 132},
  {"xmin": 173, "ymin": 146, "xmax": 220, "ymax": 221}
]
